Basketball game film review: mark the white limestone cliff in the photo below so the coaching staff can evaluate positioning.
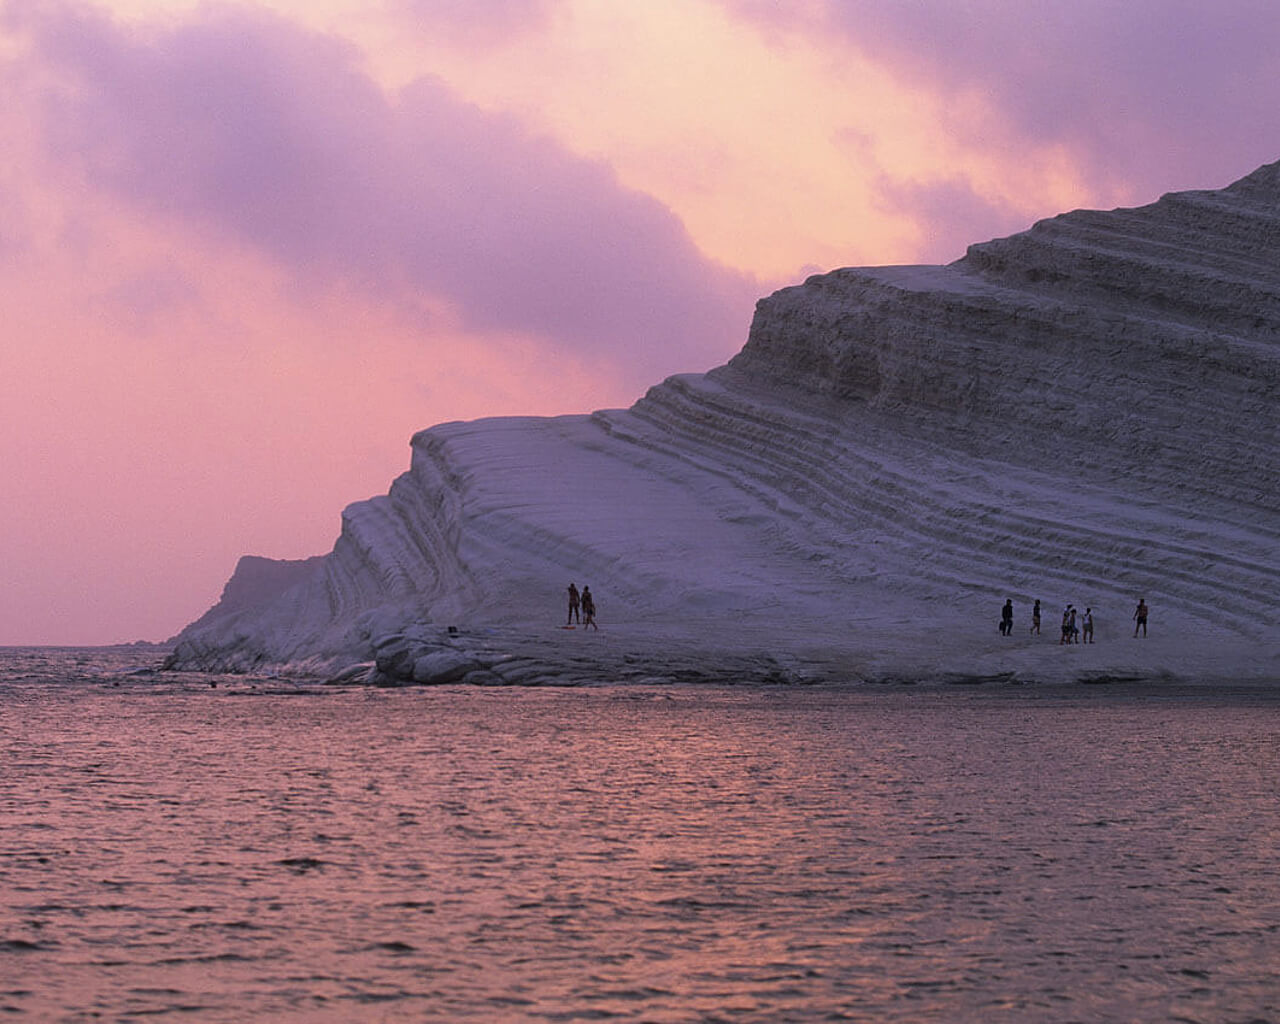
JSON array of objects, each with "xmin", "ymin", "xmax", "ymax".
[{"xmin": 167, "ymin": 162, "xmax": 1280, "ymax": 685}]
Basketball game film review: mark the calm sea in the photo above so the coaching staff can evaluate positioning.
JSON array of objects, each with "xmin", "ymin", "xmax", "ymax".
[{"xmin": 2, "ymin": 647, "xmax": 1277, "ymax": 1022}]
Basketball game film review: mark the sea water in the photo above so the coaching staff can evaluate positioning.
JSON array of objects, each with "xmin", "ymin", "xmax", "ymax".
[{"xmin": 1, "ymin": 647, "xmax": 1277, "ymax": 1022}]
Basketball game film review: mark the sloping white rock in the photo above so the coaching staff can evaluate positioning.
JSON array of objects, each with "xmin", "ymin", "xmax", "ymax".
[{"xmin": 168, "ymin": 162, "xmax": 1280, "ymax": 684}]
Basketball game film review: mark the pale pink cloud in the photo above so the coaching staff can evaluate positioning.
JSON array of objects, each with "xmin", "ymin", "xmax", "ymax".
[
  {"xmin": 396, "ymin": 0, "xmax": 558, "ymax": 48},
  {"xmin": 723, "ymin": 0, "xmax": 1280, "ymax": 200}
]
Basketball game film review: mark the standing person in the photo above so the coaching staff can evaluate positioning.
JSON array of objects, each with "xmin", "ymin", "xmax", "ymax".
[
  {"xmin": 1000, "ymin": 599, "xmax": 1013, "ymax": 636},
  {"xmin": 566, "ymin": 583, "xmax": 580, "ymax": 625},
  {"xmin": 1133, "ymin": 598, "xmax": 1148, "ymax": 637},
  {"xmin": 1069, "ymin": 606, "xmax": 1079, "ymax": 643},
  {"xmin": 1082, "ymin": 607, "xmax": 1094, "ymax": 644},
  {"xmin": 1060, "ymin": 605, "xmax": 1072, "ymax": 645},
  {"xmin": 1030, "ymin": 599, "xmax": 1041, "ymax": 635},
  {"xmin": 581, "ymin": 586, "xmax": 598, "ymax": 631}
]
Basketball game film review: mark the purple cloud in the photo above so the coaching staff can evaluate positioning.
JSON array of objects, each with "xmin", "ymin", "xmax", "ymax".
[
  {"xmin": 723, "ymin": 0, "xmax": 1280, "ymax": 198},
  {"xmin": 6, "ymin": 1, "xmax": 760, "ymax": 386}
]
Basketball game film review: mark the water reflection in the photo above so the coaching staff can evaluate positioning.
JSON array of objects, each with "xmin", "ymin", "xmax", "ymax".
[{"xmin": 1, "ymin": 649, "xmax": 1277, "ymax": 1021}]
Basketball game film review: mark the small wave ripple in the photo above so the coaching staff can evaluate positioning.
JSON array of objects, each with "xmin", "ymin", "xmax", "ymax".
[{"xmin": 1, "ymin": 648, "xmax": 1278, "ymax": 1021}]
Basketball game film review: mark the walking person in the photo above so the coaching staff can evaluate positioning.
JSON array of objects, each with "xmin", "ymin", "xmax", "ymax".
[
  {"xmin": 1060, "ymin": 605, "xmax": 1072, "ymax": 645},
  {"xmin": 1000, "ymin": 599, "xmax": 1014, "ymax": 636},
  {"xmin": 1082, "ymin": 607, "xmax": 1094, "ymax": 644},
  {"xmin": 581, "ymin": 586, "xmax": 598, "ymax": 631},
  {"xmin": 1070, "ymin": 606, "xmax": 1080, "ymax": 644},
  {"xmin": 566, "ymin": 583, "xmax": 580, "ymax": 625},
  {"xmin": 1133, "ymin": 598, "xmax": 1148, "ymax": 637},
  {"xmin": 1030, "ymin": 599, "xmax": 1041, "ymax": 635}
]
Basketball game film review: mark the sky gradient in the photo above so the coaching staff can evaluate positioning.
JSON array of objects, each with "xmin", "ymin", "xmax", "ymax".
[{"xmin": 3, "ymin": 0, "xmax": 1277, "ymax": 645}]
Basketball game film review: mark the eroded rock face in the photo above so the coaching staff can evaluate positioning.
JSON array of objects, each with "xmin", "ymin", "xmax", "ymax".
[
  {"xmin": 167, "ymin": 162, "xmax": 1280, "ymax": 679},
  {"xmin": 730, "ymin": 164, "xmax": 1279, "ymax": 515}
]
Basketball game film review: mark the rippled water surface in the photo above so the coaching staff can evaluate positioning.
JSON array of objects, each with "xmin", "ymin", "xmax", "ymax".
[{"xmin": 2, "ymin": 648, "xmax": 1278, "ymax": 1022}]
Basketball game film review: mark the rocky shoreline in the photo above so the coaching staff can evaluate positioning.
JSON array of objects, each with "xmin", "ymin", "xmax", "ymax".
[{"xmin": 166, "ymin": 618, "xmax": 1278, "ymax": 690}]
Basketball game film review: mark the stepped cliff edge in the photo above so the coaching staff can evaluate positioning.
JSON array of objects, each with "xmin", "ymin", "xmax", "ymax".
[{"xmin": 168, "ymin": 162, "xmax": 1280, "ymax": 685}]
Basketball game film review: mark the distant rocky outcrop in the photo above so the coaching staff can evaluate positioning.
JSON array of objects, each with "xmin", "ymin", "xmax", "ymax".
[
  {"xmin": 166, "ymin": 162, "xmax": 1280, "ymax": 684},
  {"xmin": 167, "ymin": 555, "xmax": 324, "ymax": 667}
]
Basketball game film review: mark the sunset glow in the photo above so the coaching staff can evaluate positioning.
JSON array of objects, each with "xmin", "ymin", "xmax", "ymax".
[{"xmin": 2, "ymin": 0, "xmax": 1277, "ymax": 644}]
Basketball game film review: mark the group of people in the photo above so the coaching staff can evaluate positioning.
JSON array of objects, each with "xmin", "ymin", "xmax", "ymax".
[
  {"xmin": 1000, "ymin": 597, "xmax": 1149, "ymax": 643},
  {"xmin": 565, "ymin": 583, "xmax": 598, "ymax": 630},
  {"xmin": 1055, "ymin": 604, "xmax": 1095, "ymax": 644}
]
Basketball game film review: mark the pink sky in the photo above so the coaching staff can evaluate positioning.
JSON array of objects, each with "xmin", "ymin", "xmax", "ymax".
[{"xmin": 2, "ymin": 0, "xmax": 1277, "ymax": 645}]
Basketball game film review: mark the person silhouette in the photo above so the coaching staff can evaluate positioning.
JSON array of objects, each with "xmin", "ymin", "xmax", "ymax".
[
  {"xmin": 1133, "ymin": 598, "xmax": 1148, "ymax": 637},
  {"xmin": 581, "ymin": 586, "xmax": 598, "ymax": 631},
  {"xmin": 566, "ymin": 583, "xmax": 580, "ymax": 625}
]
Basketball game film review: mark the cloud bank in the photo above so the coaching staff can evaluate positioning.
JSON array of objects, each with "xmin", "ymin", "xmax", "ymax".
[
  {"xmin": 724, "ymin": 0, "xmax": 1280, "ymax": 200},
  {"xmin": 9, "ymin": 1, "xmax": 760, "ymax": 385}
]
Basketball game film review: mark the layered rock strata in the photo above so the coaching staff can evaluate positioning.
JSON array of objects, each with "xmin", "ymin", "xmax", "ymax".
[{"xmin": 167, "ymin": 162, "xmax": 1280, "ymax": 684}]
